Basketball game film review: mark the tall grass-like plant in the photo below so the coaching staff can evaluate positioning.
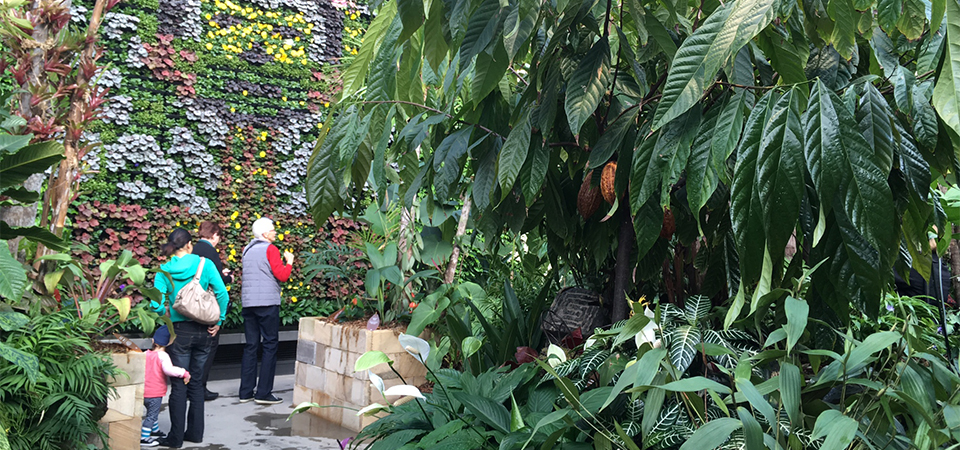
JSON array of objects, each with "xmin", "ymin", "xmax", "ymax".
[{"xmin": 0, "ymin": 310, "xmax": 120, "ymax": 450}]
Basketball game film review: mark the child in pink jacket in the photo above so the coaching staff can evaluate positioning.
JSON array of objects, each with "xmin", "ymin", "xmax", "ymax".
[{"xmin": 141, "ymin": 326, "xmax": 190, "ymax": 447}]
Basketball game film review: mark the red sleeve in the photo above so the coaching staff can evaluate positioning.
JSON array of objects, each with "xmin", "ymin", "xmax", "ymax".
[{"xmin": 266, "ymin": 244, "xmax": 292, "ymax": 282}]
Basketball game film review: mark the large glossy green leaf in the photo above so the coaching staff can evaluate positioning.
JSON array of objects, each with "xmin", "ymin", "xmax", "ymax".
[
  {"xmin": 678, "ymin": 417, "xmax": 741, "ymax": 450},
  {"xmin": 661, "ymin": 376, "xmax": 732, "ymax": 394},
  {"xmin": 0, "ymin": 310, "xmax": 28, "ymax": 332},
  {"xmin": 686, "ymin": 109, "xmax": 719, "ymax": 229},
  {"xmin": 934, "ymin": 0, "xmax": 960, "ymax": 140},
  {"xmin": 565, "ymin": 37, "xmax": 611, "ymax": 135},
  {"xmin": 657, "ymin": 109, "xmax": 701, "ymax": 206},
  {"xmin": 804, "ymin": 81, "xmax": 897, "ymax": 305},
  {"xmin": 434, "ymin": 128, "xmax": 473, "ymax": 201},
  {"xmin": 876, "ymin": 0, "xmax": 901, "ymax": 34},
  {"xmin": 0, "ymin": 134, "xmax": 31, "ymax": 154},
  {"xmin": 396, "ymin": 0, "xmax": 424, "ymax": 43},
  {"xmin": 588, "ymin": 107, "xmax": 639, "ymax": 169},
  {"xmin": 0, "ymin": 223, "xmax": 69, "ymax": 252},
  {"xmin": 522, "ymin": 139, "xmax": 548, "ymax": 206},
  {"xmin": 630, "ymin": 132, "xmax": 660, "ymax": 212},
  {"xmin": 472, "ymin": 40, "xmax": 511, "ymax": 106},
  {"xmin": 498, "ymin": 111, "xmax": 532, "ymax": 198},
  {"xmin": 757, "ymin": 88, "xmax": 804, "ymax": 262},
  {"xmin": 652, "ymin": 0, "xmax": 776, "ymax": 130},
  {"xmin": 459, "ymin": 0, "xmax": 502, "ymax": 67},
  {"xmin": 0, "ymin": 242, "xmax": 28, "ymax": 301},
  {"xmin": 306, "ymin": 122, "xmax": 346, "ymax": 225},
  {"xmin": 827, "ymin": 0, "xmax": 857, "ymax": 59},
  {"xmin": 893, "ymin": 119, "xmax": 930, "ymax": 199},
  {"xmin": 857, "ymin": 84, "xmax": 895, "ymax": 174},
  {"xmin": 731, "ymin": 92, "xmax": 775, "ymax": 285},
  {"xmin": 341, "ymin": 1, "xmax": 397, "ymax": 96},
  {"xmin": 473, "ymin": 139, "xmax": 499, "ymax": 211},
  {"xmin": 896, "ymin": 0, "xmax": 926, "ymax": 40},
  {"xmin": 422, "ymin": 0, "xmax": 448, "ymax": 71},
  {"xmin": 0, "ymin": 141, "xmax": 63, "ymax": 190}
]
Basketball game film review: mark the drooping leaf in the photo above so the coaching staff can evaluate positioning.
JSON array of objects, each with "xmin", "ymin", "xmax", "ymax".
[
  {"xmin": 0, "ymin": 223, "xmax": 69, "ymax": 252},
  {"xmin": 589, "ymin": 107, "xmax": 640, "ymax": 169},
  {"xmin": 857, "ymin": 84, "xmax": 895, "ymax": 174},
  {"xmin": 459, "ymin": 0, "xmax": 502, "ymax": 67},
  {"xmin": 565, "ymin": 37, "xmax": 612, "ymax": 135},
  {"xmin": 498, "ymin": 110, "xmax": 532, "ymax": 197},
  {"xmin": 0, "ymin": 141, "xmax": 64, "ymax": 190},
  {"xmin": 306, "ymin": 120, "xmax": 346, "ymax": 224},
  {"xmin": 933, "ymin": 0, "xmax": 960, "ymax": 140},
  {"xmin": 756, "ymin": 88, "xmax": 805, "ymax": 263},
  {"xmin": 804, "ymin": 81, "xmax": 897, "ymax": 316},
  {"xmin": 731, "ymin": 92, "xmax": 775, "ymax": 285},
  {"xmin": 827, "ymin": 0, "xmax": 857, "ymax": 59},
  {"xmin": 652, "ymin": 0, "xmax": 776, "ymax": 129},
  {"xmin": 341, "ymin": 1, "xmax": 397, "ymax": 96}
]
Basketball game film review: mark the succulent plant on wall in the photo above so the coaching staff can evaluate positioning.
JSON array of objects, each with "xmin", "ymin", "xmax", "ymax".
[{"xmin": 62, "ymin": 0, "xmax": 370, "ymax": 328}]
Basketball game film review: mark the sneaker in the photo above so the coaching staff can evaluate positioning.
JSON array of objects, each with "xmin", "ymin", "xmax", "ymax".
[
  {"xmin": 239, "ymin": 397, "xmax": 254, "ymax": 403},
  {"xmin": 140, "ymin": 438, "xmax": 159, "ymax": 447},
  {"xmin": 254, "ymin": 394, "xmax": 283, "ymax": 405},
  {"xmin": 150, "ymin": 430, "xmax": 166, "ymax": 438}
]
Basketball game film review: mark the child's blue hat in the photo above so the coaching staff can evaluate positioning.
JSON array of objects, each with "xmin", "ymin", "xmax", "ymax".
[{"xmin": 153, "ymin": 325, "xmax": 171, "ymax": 347}]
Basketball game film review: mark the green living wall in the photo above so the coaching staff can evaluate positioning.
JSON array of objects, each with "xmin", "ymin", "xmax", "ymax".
[{"xmin": 69, "ymin": 0, "xmax": 369, "ymax": 328}]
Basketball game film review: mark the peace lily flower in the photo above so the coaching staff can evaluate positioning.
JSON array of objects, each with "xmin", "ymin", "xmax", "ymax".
[
  {"xmin": 635, "ymin": 307, "xmax": 662, "ymax": 348},
  {"xmin": 398, "ymin": 333, "xmax": 430, "ymax": 365}
]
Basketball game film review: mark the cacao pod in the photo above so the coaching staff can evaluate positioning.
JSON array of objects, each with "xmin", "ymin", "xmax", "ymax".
[
  {"xmin": 660, "ymin": 207, "xmax": 675, "ymax": 239},
  {"xmin": 600, "ymin": 161, "xmax": 617, "ymax": 204},
  {"xmin": 577, "ymin": 171, "xmax": 602, "ymax": 219}
]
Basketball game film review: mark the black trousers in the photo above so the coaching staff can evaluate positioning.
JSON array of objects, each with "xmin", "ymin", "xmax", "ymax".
[
  {"xmin": 238, "ymin": 305, "xmax": 280, "ymax": 400},
  {"xmin": 167, "ymin": 321, "xmax": 214, "ymax": 446}
]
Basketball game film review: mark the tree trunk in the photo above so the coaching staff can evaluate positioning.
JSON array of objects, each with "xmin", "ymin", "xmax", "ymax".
[
  {"xmin": 443, "ymin": 196, "xmax": 472, "ymax": 284},
  {"xmin": 37, "ymin": 0, "xmax": 107, "ymax": 257},
  {"xmin": 612, "ymin": 207, "xmax": 635, "ymax": 322}
]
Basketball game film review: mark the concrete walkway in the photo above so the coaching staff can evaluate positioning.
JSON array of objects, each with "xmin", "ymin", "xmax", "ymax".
[{"xmin": 155, "ymin": 374, "xmax": 354, "ymax": 449}]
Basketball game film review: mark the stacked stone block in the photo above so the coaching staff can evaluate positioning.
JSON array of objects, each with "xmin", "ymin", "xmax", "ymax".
[
  {"xmin": 294, "ymin": 317, "xmax": 429, "ymax": 431},
  {"xmin": 92, "ymin": 351, "xmax": 145, "ymax": 450}
]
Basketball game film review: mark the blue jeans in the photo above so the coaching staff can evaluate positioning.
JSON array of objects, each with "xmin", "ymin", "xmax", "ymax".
[
  {"xmin": 239, "ymin": 305, "xmax": 279, "ymax": 400},
  {"xmin": 142, "ymin": 397, "xmax": 161, "ymax": 431},
  {"xmin": 167, "ymin": 321, "xmax": 214, "ymax": 446}
]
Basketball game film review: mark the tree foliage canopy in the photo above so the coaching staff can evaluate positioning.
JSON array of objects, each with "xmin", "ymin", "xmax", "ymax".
[{"xmin": 308, "ymin": 0, "xmax": 960, "ymax": 323}]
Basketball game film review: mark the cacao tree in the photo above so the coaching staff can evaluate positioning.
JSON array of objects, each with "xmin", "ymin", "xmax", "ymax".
[{"xmin": 308, "ymin": 0, "xmax": 960, "ymax": 323}]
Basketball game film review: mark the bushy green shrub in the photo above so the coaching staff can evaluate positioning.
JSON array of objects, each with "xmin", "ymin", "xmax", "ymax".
[{"xmin": 0, "ymin": 310, "xmax": 121, "ymax": 450}]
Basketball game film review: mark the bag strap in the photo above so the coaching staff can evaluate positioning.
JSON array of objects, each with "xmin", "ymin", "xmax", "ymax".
[{"xmin": 194, "ymin": 257, "xmax": 205, "ymax": 283}]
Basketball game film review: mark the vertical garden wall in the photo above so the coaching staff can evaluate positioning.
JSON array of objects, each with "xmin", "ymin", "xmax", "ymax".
[{"xmin": 69, "ymin": 0, "xmax": 368, "ymax": 328}]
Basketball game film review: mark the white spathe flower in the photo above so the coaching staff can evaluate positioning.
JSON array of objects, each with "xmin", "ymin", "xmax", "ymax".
[
  {"xmin": 398, "ymin": 333, "xmax": 430, "ymax": 365},
  {"xmin": 635, "ymin": 307, "xmax": 662, "ymax": 348},
  {"xmin": 369, "ymin": 371, "xmax": 386, "ymax": 401},
  {"xmin": 356, "ymin": 402, "xmax": 387, "ymax": 416},
  {"xmin": 546, "ymin": 343, "xmax": 567, "ymax": 368},
  {"xmin": 383, "ymin": 384, "xmax": 425, "ymax": 399}
]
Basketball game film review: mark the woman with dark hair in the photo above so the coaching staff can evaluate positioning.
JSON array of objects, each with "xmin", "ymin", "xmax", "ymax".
[
  {"xmin": 192, "ymin": 221, "xmax": 231, "ymax": 401},
  {"xmin": 151, "ymin": 228, "xmax": 229, "ymax": 448}
]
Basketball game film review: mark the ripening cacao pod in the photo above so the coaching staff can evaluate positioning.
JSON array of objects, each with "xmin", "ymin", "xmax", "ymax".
[
  {"xmin": 577, "ymin": 171, "xmax": 602, "ymax": 219},
  {"xmin": 660, "ymin": 207, "xmax": 675, "ymax": 239},
  {"xmin": 600, "ymin": 161, "xmax": 617, "ymax": 204}
]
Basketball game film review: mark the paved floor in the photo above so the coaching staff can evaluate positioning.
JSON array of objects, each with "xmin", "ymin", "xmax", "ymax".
[{"xmin": 154, "ymin": 374, "xmax": 354, "ymax": 449}]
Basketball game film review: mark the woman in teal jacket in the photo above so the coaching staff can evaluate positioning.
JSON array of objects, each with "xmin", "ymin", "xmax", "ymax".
[{"xmin": 151, "ymin": 228, "xmax": 228, "ymax": 448}]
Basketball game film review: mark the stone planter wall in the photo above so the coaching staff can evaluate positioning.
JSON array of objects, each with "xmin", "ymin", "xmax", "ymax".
[
  {"xmin": 94, "ymin": 352, "xmax": 145, "ymax": 450},
  {"xmin": 293, "ymin": 317, "xmax": 429, "ymax": 431}
]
